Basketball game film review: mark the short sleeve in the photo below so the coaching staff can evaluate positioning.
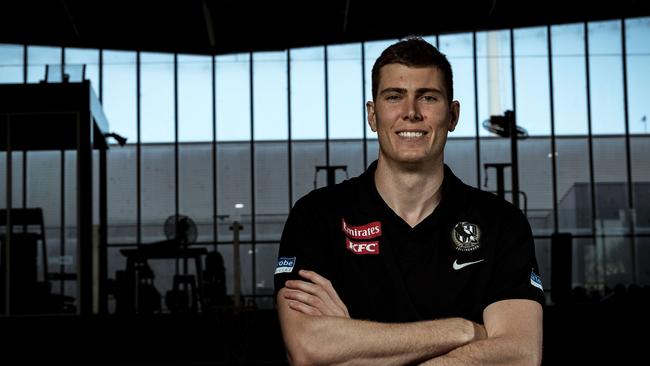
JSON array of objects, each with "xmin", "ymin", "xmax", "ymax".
[
  {"xmin": 273, "ymin": 194, "xmax": 333, "ymax": 298},
  {"xmin": 485, "ymin": 207, "xmax": 546, "ymax": 307}
]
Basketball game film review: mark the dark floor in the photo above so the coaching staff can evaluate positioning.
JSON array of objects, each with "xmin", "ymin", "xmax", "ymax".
[{"xmin": 0, "ymin": 299, "xmax": 648, "ymax": 365}]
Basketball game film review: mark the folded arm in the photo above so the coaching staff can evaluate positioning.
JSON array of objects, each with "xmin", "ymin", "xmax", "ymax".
[
  {"xmin": 419, "ymin": 299, "xmax": 543, "ymax": 366},
  {"xmin": 277, "ymin": 270, "xmax": 486, "ymax": 366}
]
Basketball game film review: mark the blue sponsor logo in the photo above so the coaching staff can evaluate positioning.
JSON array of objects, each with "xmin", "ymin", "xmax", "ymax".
[
  {"xmin": 275, "ymin": 257, "xmax": 296, "ymax": 275},
  {"xmin": 530, "ymin": 270, "xmax": 543, "ymax": 291}
]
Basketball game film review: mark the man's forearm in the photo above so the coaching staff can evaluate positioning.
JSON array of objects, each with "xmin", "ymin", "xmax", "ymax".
[
  {"xmin": 417, "ymin": 300, "xmax": 544, "ymax": 366},
  {"xmin": 286, "ymin": 315, "xmax": 480, "ymax": 366},
  {"xmin": 418, "ymin": 335, "xmax": 541, "ymax": 366},
  {"xmin": 279, "ymin": 298, "xmax": 484, "ymax": 366}
]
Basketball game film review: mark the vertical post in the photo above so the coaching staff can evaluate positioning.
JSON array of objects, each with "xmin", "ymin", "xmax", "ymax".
[
  {"xmin": 547, "ymin": 25, "xmax": 560, "ymax": 234},
  {"xmin": 620, "ymin": 19, "xmax": 636, "ymax": 284},
  {"xmin": 212, "ymin": 56, "xmax": 218, "ymax": 250},
  {"xmin": 496, "ymin": 166, "xmax": 505, "ymax": 201},
  {"xmin": 509, "ymin": 29, "xmax": 520, "ymax": 210},
  {"xmin": 324, "ymin": 46, "xmax": 330, "ymax": 167},
  {"xmin": 4, "ymin": 114, "xmax": 12, "ymax": 315},
  {"xmin": 508, "ymin": 111, "xmax": 519, "ymax": 210},
  {"xmin": 584, "ymin": 22, "xmax": 600, "ymax": 289},
  {"xmin": 249, "ymin": 52, "xmax": 256, "ymax": 301},
  {"xmin": 327, "ymin": 167, "xmax": 337, "ymax": 187},
  {"xmin": 472, "ymin": 31, "xmax": 482, "ymax": 190},
  {"xmin": 287, "ymin": 50, "xmax": 294, "ymax": 209},
  {"xmin": 230, "ymin": 221, "xmax": 242, "ymax": 309},
  {"xmin": 98, "ymin": 145, "xmax": 107, "ymax": 314},
  {"xmin": 77, "ymin": 88, "xmax": 94, "ymax": 315}
]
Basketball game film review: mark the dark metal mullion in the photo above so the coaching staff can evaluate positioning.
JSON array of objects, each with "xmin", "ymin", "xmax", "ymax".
[
  {"xmin": 20, "ymin": 46, "xmax": 29, "ymax": 219},
  {"xmin": 11, "ymin": 49, "xmax": 23, "ymax": 307},
  {"xmin": 361, "ymin": 43, "xmax": 368, "ymax": 168},
  {"xmin": 174, "ymin": 53, "xmax": 182, "ymax": 276},
  {"xmin": 22, "ymin": 148, "xmax": 26, "ymax": 213},
  {"xmin": 212, "ymin": 55, "xmax": 218, "ymax": 251},
  {"xmin": 547, "ymin": 25, "xmax": 559, "ymax": 233},
  {"xmin": 620, "ymin": 19, "xmax": 634, "ymax": 211},
  {"xmin": 174, "ymin": 53, "xmax": 179, "ymax": 225},
  {"xmin": 249, "ymin": 52, "xmax": 257, "ymax": 297},
  {"xmin": 77, "ymin": 100, "xmax": 95, "ymax": 315},
  {"xmin": 14, "ymin": 47, "xmax": 23, "ymax": 306},
  {"xmin": 22, "ymin": 45, "xmax": 27, "ymax": 83},
  {"xmin": 5, "ymin": 114, "xmax": 12, "ymax": 315},
  {"xmin": 287, "ymin": 49, "xmax": 294, "ymax": 209},
  {"xmin": 472, "ymin": 32, "xmax": 481, "ymax": 190},
  {"xmin": 98, "ymin": 138, "xmax": 107, "ymax": 314},
  {"xmin": 22, "ymin": 45, "xmax": 27, "ymax": 231},
  {"xmin": 60, "ymin": 151, "xmax": 65, "ymax": 295},
  {"xmin": 136, "ymin": 52, "xmax": 142, "ymax": 246},
  {"xmin": 509, "ymin": 29, "xmax": 520, "ymax": 209},
  {"xmin": 620, "ymin": 19, "xmax": 636, "ymax": 283},
  {"xmin": 99, "ymin": 49, "xmax": 103, "ymax": 102},
  {"xmin": 324, "ymin": 46, "xmax": 330, "ymax": 167},
  {"xmin": 583, "ymin": 22, "xmax": 599, "ymax": 286},
  {"xmin": 60, "ymin": 48, "xmax": 66, "ymax": 295},
  {"xmin": 98, "ymin": 48, "xmax": 108, "ymax": 314}
]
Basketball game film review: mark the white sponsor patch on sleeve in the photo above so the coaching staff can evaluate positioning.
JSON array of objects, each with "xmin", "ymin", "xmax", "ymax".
[
  {"xmin": 275, "ymin": 257, "xmax": 296, "ymax": 275},
  {"xmin": 530, "ymin": 270, "xmax": 543, "ymax": 291}
]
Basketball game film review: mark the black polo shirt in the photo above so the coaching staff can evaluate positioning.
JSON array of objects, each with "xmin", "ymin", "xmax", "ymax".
[{"xmin": 274, "ymin": 161, "xmax": 545, "ymax": 324}]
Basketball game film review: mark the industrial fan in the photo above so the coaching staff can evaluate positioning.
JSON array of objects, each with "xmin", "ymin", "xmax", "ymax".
[{"xmin": 163, "ymin": 214, "xmax": 198, "ymax": 248}]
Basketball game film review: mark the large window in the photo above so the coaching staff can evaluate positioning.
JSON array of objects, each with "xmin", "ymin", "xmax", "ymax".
[
  {"xmin": 253, "ymin": 51, "xmax": 288, "ymax": 141},
  {"xmin": 0, "ymin": 44, "xmax": 23, "ymax": 83},
  {"xmin": 290, "ymin": 47, "xmax": 326, "ymax": 140},
  {"xmin": 2, "ymin": 16, "xmax": 650, "ymax": 317},
  {"xmin": 102, "ymin": 50, "xmax": 137, "ymax": 144},
  {"xmin": 178, "ymin": 54, "xmax": 212, "ymax": 143},
  {"xmin": 141, "ymin": 52, "xmax": 175, "ymax": 143},
  {"xmin": 626, "ymin": 18, "xmax": 650, "ymax": 134},
  {"xmin": 64, "ymin": 47, "xmax": 100, "ymax": 95},
  {"xmin": 216, "ymin": 53, "xmax": 251, "ymax": 141},
  {"xmin": 327, "ymin": 43, "xmax": 364, "ymax": 140},
  {"xmin": 27, "ymin": 46, "xmax": 60, "ymax": 83}
]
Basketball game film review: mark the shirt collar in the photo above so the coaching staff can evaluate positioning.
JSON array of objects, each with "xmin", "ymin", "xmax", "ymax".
[{"xmin": 359, "ymin": 160, "xmax": 468, "ymax": 222}]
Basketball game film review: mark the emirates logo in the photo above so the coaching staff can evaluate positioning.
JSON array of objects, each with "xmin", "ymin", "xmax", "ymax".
[{"xmin": 341, "ymin": 218, "xmax": 382, "ymax": 239}]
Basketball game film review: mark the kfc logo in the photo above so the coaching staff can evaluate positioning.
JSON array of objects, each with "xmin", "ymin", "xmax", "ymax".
[
  {"xmin": 346, "ymin": 238, "xmax": 380, "ymax": 255},
  {"xmin": 341, "ymin": 218, "xmax": 382, "ymax": 239}
]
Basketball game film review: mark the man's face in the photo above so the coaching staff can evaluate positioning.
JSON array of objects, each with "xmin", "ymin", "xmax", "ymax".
[{"xmin": 367, "ymin": 64, "xmax": 459, "ymax": 168}]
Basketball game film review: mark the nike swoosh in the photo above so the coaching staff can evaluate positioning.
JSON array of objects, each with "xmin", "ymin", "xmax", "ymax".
[{"xmin": 452, "ymin": 259, "xmax": 485, "ymax": 270}]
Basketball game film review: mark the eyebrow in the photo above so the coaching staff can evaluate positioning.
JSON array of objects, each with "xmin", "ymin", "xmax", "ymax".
[{"xmin": 379, "ymin": 87, "xmax": 445, "ymax": 96}]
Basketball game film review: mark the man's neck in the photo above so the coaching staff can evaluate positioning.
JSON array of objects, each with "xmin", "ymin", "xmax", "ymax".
[{"xmin": 374, "ymin": 158, "xmax": 445, "ymax": 228}]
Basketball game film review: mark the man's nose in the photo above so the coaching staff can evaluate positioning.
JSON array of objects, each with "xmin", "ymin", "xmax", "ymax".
[{"xmin": 405, "ymin": 98, "xmax": 422, "ymax": 121}]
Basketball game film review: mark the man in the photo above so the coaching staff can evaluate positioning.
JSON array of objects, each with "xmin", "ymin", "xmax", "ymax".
[{"xmin": 274, "ymin": 36, "xmax": 544, "ymax": 365}]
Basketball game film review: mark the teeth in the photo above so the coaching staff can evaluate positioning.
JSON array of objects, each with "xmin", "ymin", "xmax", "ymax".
[{"xmin": 398, "ymin": 131, "xmax": 424, "ymax": 138}]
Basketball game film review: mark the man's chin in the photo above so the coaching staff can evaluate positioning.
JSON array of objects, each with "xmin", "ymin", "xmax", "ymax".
[{"xmin": 389, "ymin": 156, "xmax": 439, "ymax": 170}]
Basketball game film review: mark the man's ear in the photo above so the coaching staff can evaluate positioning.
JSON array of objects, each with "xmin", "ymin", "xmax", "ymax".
[
  {"xmin": 448, "ymin": 100, "xmax": 460, "ymax": 132},
  {"xmin": 367, "ymin": 101, "xmax": 377, "ymax": 132}
]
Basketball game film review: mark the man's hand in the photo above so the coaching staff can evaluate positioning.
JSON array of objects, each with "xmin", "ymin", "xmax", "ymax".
[{"xmin": 282, "ymin": 269, "xmax": 350, "ymax": 318}]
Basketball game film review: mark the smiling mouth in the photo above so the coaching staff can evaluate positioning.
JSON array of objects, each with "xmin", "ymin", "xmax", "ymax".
[{"xmin": 397, "ymin": 131, "xmax": 427, "ymax": 138}]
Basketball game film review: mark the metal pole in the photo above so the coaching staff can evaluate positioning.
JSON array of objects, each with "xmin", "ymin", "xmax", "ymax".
[
  {"xmin": 4, "ymin": 114, "xmax": 12, "ymax": 315},
  {"xmin": 509, "ymin": 111, "xmax": 519, "ymax": 208},
  {"xmin": 509, "ymin": 29, "xmax": 520, "ymax": 210},
  {"xmin": 230, "ymin": 221, "xmax": 242, "ymax": 309}
]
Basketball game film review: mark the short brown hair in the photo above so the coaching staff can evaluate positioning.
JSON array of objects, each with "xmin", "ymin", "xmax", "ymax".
[{"xmin": 371, "ymin": 36, "xmax": 454, "ymax": 103}]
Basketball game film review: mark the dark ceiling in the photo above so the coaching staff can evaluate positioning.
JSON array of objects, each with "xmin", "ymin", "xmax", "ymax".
[{"xmin": 1, "ymin": 0, "xmax": 649, "ymax": 55}]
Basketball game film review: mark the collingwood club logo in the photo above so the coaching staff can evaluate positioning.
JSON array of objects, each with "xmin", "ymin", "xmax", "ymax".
[{"xmin": 451, "ymin": 221, "xmax": 481, "ymax": 252}]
